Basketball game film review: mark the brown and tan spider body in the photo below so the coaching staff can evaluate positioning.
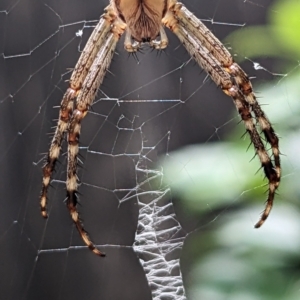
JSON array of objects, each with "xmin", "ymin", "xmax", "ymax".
[
  {"xmin": 40, "ymin": 0, "xmax": 281, "ymax": 256},
  {"xmin": 113, "ymin": 0, "xmax": 166, "ymax": 41}
]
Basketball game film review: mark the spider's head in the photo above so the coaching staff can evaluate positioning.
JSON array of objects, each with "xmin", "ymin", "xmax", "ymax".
[{"xmin": 113, "ymin": 0, "xmax": 167, "ymax": 42}]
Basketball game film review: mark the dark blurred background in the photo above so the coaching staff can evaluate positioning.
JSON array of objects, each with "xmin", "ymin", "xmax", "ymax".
[{"xmin": 1, "ymin": 0, "xmax": 299, "ymax": 299}]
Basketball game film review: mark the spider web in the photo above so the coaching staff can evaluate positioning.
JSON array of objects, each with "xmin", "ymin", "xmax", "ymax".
[{"xmin": 1, "ymin": 0, "xmax": 299, "ymax": 300}]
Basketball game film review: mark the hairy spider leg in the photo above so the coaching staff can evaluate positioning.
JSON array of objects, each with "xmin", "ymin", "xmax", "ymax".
[
  {"xmin": 163, "ymin": 4, "xmax": 280, "ymax": 227},
  {"xmin": 40, "ymin": 6, "xmax": 116, "ymax": 218},
  {"xmin": 169, "ymin": 2, "xmax": 281, "ymax": 187}
]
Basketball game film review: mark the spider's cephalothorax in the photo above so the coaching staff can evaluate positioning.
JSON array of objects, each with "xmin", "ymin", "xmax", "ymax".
[
  {"xmin": 40, "ymin": 0, "xmax": 281, "ymax": 256},
  {"xmin": 113, "ymin": 0, "xmax": 168, "ymax": 42}
]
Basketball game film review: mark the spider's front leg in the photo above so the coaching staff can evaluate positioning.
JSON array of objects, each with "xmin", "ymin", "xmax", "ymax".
[
  {"xmin": 65, "ymin": 18, "xmax": 126, "ymax": 256},
  {"xmin": 171, "ymin": 1, "xmax": 281, "ymax": 184},
  {"xmin": 40, "ymin": 4, "xmax": 126, "ymax": 256},
  {"xmin": 164, "ymin": 3, "xmax": 281, "ymax": 227},
  {"xmin": 40, "ymin": 5, "xmax": 116, "ymax": 218}
]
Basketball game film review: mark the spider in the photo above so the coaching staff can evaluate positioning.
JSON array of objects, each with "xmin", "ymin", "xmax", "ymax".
[{"xmin": 40, "ymin": 0, "xmax": 281, "ymax": 256}]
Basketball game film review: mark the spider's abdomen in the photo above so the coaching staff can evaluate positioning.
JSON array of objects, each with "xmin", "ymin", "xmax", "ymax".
[{"xmin": 113, "ymin": 0, "xmax": 167, "ymax": 42}]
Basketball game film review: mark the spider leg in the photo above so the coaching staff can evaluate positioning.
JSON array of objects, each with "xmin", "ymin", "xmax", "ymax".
[
  {"xmin": 168, "ymin": 1, "xmax": 280, "ymax": 180},
  {"xmin": 40, "ymin": 5, "xmax": 116, "ymax": 217},
  {"xmin": 229, "ymin": 64, "xmax": 281, "ymax": 183},
  {"xmin": 168, "ymin": 1, "xmax": 281, "ymax": 185},
  {"xmin": 66, "ymin": 20, "xmax": 125, "ymax": 256},
  {"xmin": 163, "ymin": 9, "xmax": 279, "ymax": 227},
  {"xmin": 40, "ymin": 92, "xmax": 74, "ymax": 218}
]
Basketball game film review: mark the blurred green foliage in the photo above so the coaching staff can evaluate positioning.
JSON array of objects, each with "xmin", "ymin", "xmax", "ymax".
[
  {"xmin": 225, "ymin": 0, "xmax": 300, "ymax": 66},
  {"xmin": 160, "ymin": 0, "xmax": 300, "ymax": 299}
]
